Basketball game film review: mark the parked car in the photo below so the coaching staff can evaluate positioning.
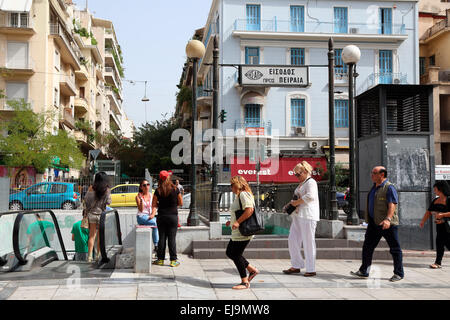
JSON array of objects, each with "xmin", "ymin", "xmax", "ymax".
[
  {"xmin": 9, "ymin": 182, "xmax": 81, "ymax": 210},
  {"xmin": 110, "ymin": 184, "xmax": 155, "ymax": 207}
]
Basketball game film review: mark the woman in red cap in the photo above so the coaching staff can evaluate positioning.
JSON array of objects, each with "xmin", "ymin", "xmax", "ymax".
[{"xmin": 151, "ymin": 170, "xmax": 183, "ymax": 267}]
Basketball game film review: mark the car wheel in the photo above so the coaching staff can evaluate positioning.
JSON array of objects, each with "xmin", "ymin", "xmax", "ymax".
[
  {"xmin": 9, "ymin": 201, "xmax": 23, "ymax": 211},
  {"xmin": 62, "ymin": 201, "xmax": 75, "ymax": 210}
]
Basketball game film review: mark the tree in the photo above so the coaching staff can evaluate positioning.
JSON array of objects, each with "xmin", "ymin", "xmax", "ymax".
[{"xmin": 0, "ymin": 99, "xmax": 84, "ymax": 173}]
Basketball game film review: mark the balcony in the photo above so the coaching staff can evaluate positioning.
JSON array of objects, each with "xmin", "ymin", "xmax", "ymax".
[
  {"xmin": 104, "ymin": 66, "xmax": 122, "ymax": 93},
  {"xmin": 49, "ymin": 23, "xmax": 81, "ymax": 70},
  {"xmin": 109, "ymin": 110, "xmax": 122, "ymax": 131},
  {"xmin": 60, "ymin": 74, "xmax": 77, "ymax": 96},
  {"xmin": 75, "ymin": 65, "xmax": 89, "ymax": 81},
  {"xmin": 105, "ymin": 48, "xmax": 123, "ymax": 87},
  {"xmin": 197, "ymin": 86, "xmax": 213, "ymax": 98},
  {"xmin": 232, "ymin": 18, "xmax": 407, "ymax": 42},
  {"xmin": 59, "ymin": 107, "xmax": 75, "ymax": 130},
  {"xmin": 0, "ymin": 13, "xmax": 34, "ymax": 35},
  {"xmin": 74, "ymin": 130, "xmax": 95, "ymax": 149},
  {"xmin": 420, "ymin": 17, "xmax": 449, "ymax": 43},
  {"xmin": 74, "ymin": 97, "xmax": 89, "ymax": 114},
  {"xmin": 105, "ymin": 86, "xmax": 122, "ymax": 115},
  {"xmin": 95, "ymin": 64, "xmax": 104, "ymax": 81},
  {"xmin": 365, "ymin": 72, "xmax": 408, "ymax": 91},
  {"xmin": 235, "ymin": 121, "xmax": 272, "ymax": 136},
  {"xmin": 2, "ymin": 58, "xmax": 35, "ymax": 78}
]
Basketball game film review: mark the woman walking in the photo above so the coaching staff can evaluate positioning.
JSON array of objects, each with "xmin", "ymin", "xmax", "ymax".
[
  {"xmin": 83, "ymin": 172, "xmax": 111, "ymax": 262},
  {"xmin": 152, "ymin": 171, "xmax": 182, "ymax": 267},
  {"xmin": 225, "ymin": 175, "xmax": 259, "ymax": 290},
  {"xmin": 283, "ymin": 161, "xmax": 320, "ymax": 277},
  {"xmin": 136, "ymin": 179, "xmax": 159, "ymax": 253},
  {"xmin": 420, "ymin": 181, "xmax": 450, "ymax": 268}
]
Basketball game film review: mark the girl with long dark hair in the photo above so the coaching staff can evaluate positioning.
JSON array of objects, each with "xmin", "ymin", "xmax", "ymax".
[
  {"xmin": 152, "ymin": 171, "xmax": 182, "ymax": 267},
  {"xmin": 420, "ymin": 180, "xmax": 450, "ymax": 268},
  {"xmin": 83, "ymin": 172, "xmax": 111, "ymax": 262},
  {"xmin": 136, "ymin": 179, "xmax": 159, "ymax": 253}
]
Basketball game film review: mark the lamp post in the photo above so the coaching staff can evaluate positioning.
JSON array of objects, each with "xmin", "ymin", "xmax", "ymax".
[
  {"xmin": 210, "ymin": 36, "xmax": 220, "ymax": 222},
  {"xmin": 142, "ymin": 81, "xmax": 150, "ymax": 123},
  {"xmin": 327, "ymin": 38, "xmax": 339, "ymax": 221},
  {"xmin": 342, "ymin": 45, "xmax": 361, "ymax": 225},
  {"xmin": 186, "ymin": 39, "xmax": 206, "ymax": 226}
]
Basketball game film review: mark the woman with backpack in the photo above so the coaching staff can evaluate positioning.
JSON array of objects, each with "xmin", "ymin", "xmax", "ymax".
[{"xmin": 420, "ymin": 180, "xmax": 450, "ymax": 269}]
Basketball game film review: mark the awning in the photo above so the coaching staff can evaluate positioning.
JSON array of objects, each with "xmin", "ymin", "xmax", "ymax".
[
  {"xmin": 241, "ymin": 92, "xmax": 265, "ymax": 105},
  {"xmin": 0, "ymin": 0, "xmax": 33, "ymax": 12}
]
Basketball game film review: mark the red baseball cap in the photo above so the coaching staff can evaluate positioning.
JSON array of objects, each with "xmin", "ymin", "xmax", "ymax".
[{"xmin": 159, "ymin": 170, "xmax": 170, "ymax": 181}]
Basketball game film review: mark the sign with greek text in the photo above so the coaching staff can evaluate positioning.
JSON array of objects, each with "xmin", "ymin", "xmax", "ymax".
[{"xmin": 240, "ymin": 65, "xmax": 309, "ymax": 87}]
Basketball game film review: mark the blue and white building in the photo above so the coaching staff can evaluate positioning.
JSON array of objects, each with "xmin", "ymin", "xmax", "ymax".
[{"xmin": 192, "ymin": 0, "xmax": 419, "ymax": 180}]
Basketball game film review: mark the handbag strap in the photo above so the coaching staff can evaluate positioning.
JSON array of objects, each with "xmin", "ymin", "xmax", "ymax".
[{"xmin": 238, "ymin": 193, "xmax": 243, "ymax": 211}]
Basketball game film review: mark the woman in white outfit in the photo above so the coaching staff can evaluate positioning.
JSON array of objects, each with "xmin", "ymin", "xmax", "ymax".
[{"xmin": 283, "ymin": 161, "xmax": 320, "ymax": 277}]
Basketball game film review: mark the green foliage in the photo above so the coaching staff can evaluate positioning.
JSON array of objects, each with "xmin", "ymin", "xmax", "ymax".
[
  {"xmin": 176, "ymin": 86, "xmax": 192, "ymax": 111},
  {"xmin": 111, "ymin": 49, "xmax": 125, "ymax": 78},
  {"xmin": 322, "ymin": 160, "xmax": 349, "ymax": 191},
  {"xmin": 0, "ymin": 100, "xmax": 84, "ymax": 173}
]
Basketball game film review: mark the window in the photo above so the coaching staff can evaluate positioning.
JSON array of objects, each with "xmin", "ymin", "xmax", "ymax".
[
  {"xmin": 245, "ymin": 104, "xmax": 261, "ymax": 127},
  {"xmin": 290, "ymin": 6, "xmax": 305, "ymax": 32},
  {"xmin": 379, "ymin": 50, "xmax": 393, "ymax": 83},
  {"xmin": 7, "ymin": 42, "xmax": 28, "ymax": 69},
  {"xmin": 111, "ymin": 186, "xmax": 126, "ymax": 194},
  {"xmin": 245, "ymin": 47, "xmax": 260, "ymax": 65},
  {"xmin": 29, "ymin": 184, "xmax": 50, "ymax": 195},
  {"xmin": 50, "ymin": 184, "xmax": 67, "ymax": 194},
  {"xmin": 429, "ymin": 55, "xmax": 435, "ymax": 66},
  {"xmin": 79, "ymin": 87, "xmax": 85, "ymax": 99},
  {"xmin": 9, "ymin": 12, "xmax": 29, "ymax": 28},
  {"xmin": 419, "ymin": 57, "xmax": 426, "ymax": 76},
  {"xmin": 379, "ymin": 8, "xmax": 392, "ymax": 35},
  {"xmin": 127, "ymin": 186, "xmax": 139, "ymax": 193},
  {"xmin": 291, "ymin": 48, "xmax": 305, "ymax": 65},
  {"xmin": 54, "ymin": 88, "xmax": 59, "ymax": 107},
  {"xmin": 334, "ymin": 49, "xmax": 348, "ymax": 76},
  {"xmin": 334, "ymin": 7, "xmax": 348, "ymax": 33},
  {"xmin": 246, "ymin": 4, "xmax": 260, "ymax": 31},
  {"xmin": 6, "ymin": 82, "xmax": 28, "ymax": 109},
  {"xmin": 54, "ymin": 50, "xmax": 60, "ymax": 71},
  {"xmin": 291, "ymin": 99, "xmax": 305, "ymax": 127},
  {"xmin": 335, "ymin": 100, "xmax": 349, "ymax": 128}
]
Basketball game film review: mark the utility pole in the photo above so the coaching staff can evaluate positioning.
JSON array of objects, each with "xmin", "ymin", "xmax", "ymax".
[{"xmin": 210, "ymin": 36, "xmax": 220, "ymax": 222}]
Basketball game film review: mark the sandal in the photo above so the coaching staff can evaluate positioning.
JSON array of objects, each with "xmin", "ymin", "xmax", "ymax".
[
  {"xmin": 430, "ymin": 263, "xmax": 442, "ymax": 269},
  {"xmin": 248, "ymin": 269, "xmax": 260, "ymax": 282},
  {"xmin": 232, "ymin": 282, "xmax": 250, "ymax": 290}
]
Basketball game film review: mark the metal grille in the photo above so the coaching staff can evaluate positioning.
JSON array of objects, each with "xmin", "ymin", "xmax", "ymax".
[
  {"xmin": 335, "ymin": 49, "xmax": 348, "ymax": 75},
  {"xmin": 291, "ymin": 99, "xmax": 305, "ymax": 127},
  {"xmin": 245, "ymin": 47, "xmax": 260, "ymax": 65},
  {"xmin": 334, "ymin": 7, "xmax": 348, "ymax": 33},
  {"xmin": 246, "ymin": 4, "xmax": 260, "ymax": 31},
  {"xmin": 357, "ymin": 91, "xmax": 380, "ymax": 138},
  {"xmin": 335, "ymin": 100, "xmax": 349, "ymax": 128},
  {"xmin": 291, "ymin": 48, "xmax": 305, "ymax": 65},
  {"xmin": 380, "ymin": 8, "xmax": 392, "ymax": 35},
  {"xmin": 245, "ymin": 104, "xmax": 261, "ymax": 127}
]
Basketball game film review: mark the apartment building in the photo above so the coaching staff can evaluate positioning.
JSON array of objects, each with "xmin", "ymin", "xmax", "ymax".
[
  {"xmin": 178, "ymin": 0, "xmax": 419, "ymax": 183},
  {"xmin": 419, "ymin": 0, "xmax": 450, "ymax": 164},
  {"xmin": 0, "ymin": 0, "xmax": 133, "ymax": 179}
]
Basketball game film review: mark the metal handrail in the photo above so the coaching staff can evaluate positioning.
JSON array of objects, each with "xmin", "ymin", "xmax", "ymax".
[
  {"xmin": 98, "ymin": 208, "xmax": 122, "ymax": 263},
  {"xmin": 10, "ymin": 210, "xmax": 68, "ymax": 265}
]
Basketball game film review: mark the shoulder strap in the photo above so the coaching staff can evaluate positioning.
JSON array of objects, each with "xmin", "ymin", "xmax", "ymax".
[{"xmin": 238, "ymin": 193, "xmax": 243, "ymax": 210}]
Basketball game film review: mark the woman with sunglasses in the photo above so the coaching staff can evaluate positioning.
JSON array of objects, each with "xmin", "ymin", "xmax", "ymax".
[
  {"xmin": 136, "ymin": 179, "xmax": 159, "ymax": 254},
  {"xmin": 283, "ymin": 161, "xmax": 320, "ymax": 277}
]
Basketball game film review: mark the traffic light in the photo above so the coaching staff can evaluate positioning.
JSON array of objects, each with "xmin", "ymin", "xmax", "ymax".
[{"xmin": 219, "ymin": 110, "xmax": 227, "ymax": 123}]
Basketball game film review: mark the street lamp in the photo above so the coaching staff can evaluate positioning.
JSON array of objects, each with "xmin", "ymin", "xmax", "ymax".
[
  {"xmin": 342, "ymin": 45, "xmax": 361, "ymax": 225},
  {"xmin": 142, "ymin": 81, "xmax": 150, "ymax": 123},
  {"xmin": 186, "ymin": 39, "xmax": 206, "ymax": 226}
]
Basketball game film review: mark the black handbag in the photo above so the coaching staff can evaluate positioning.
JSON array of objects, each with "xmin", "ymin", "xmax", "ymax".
[
  {"xmin": 284, "ymin": 195, "xmax": 298, "ymax": 215},
  {"xmin": 235, "ymin": 193, "xmax": 265, "ymax": 236}
]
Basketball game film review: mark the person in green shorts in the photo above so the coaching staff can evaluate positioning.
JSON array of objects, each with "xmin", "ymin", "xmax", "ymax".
[{"xmin": 71, "ymin": 220, "xmax": 89, "ymax": 261}]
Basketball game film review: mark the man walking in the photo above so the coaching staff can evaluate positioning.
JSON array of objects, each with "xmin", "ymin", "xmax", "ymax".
[{"xmin": 350, "ymin": 166, "xmax": 404, "ymax": 282}]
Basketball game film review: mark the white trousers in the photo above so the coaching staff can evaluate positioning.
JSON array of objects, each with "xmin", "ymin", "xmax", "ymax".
[{"xmin": 288, "ymin": 216, "xmax": 317, "ymax": 272}]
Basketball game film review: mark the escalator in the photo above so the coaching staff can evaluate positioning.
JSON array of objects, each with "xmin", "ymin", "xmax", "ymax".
[{"xmin": 0, "ymin": 209, "xmax": 122, "ymax": 281}]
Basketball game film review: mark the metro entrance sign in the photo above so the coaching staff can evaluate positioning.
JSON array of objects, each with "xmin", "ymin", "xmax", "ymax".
[{"xmin": 239, "ymin": 65, "xmax": 309, "ymax": 87}]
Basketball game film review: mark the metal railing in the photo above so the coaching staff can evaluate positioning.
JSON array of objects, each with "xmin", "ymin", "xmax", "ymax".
[
  {"xmin": 366, "ymin": 72, "xmax": 408, "ymax": 90},
  {"xmin": 49, "ymin": 22, "xmax": 82, "ymax": 62},
  {"xmin": 420, "ymin": 18, "xmax": 449, "ymax": 41},
  {"xmin": 233, "ymin": 18, "xmax": 406, "ymax": 35},
  {"xmin": 61, "ymin": 107, "xmax": 75, "ymax": 128},
  {"xmin": 0, "ymin": 13, "xmax": 34, "ymax": 29},
  {"xmin": 197, "ymin": 85, "xmax": 213, "ymax": 97},
  {"xmin": 235, "ymin": 121, "xmax": 272, "ymax": 136}
]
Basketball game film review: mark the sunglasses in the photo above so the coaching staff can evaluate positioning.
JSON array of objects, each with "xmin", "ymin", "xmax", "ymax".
[
  {"xmin": 142, "ymin": 183, "xmax": 150, "ymax": 187},
  {"xmin": 294, "ymin": 172, "xmax": 304, "ymax": 177}
]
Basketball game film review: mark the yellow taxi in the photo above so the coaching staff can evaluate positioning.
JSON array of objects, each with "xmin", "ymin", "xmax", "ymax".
[{"xmin": 110, "ymin": 183, "xmax": 156, "ymax": 207}]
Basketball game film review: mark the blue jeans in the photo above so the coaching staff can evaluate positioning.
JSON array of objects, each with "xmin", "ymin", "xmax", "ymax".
[{"xmin": 137, "ymin": 215, "xmax": 159, "ymax": 245}]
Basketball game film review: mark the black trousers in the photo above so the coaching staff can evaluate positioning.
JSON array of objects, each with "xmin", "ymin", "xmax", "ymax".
[
  {"xmin": 156, "ymin": 215, "xmax": 178, "ymax": 261},
  {"xmin": 435, "ymin": 223, "xmax": 450, "ymax": 265},
  {"xmin": 360, "ymin": 217, "xmax": 404, "ymax": 278},
  {"xmin": 226, "ymin": 239, "xmax": 250, "ymax": 278}
]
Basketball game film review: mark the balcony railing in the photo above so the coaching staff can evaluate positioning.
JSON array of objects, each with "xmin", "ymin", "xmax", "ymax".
[
  {"xmin": 60, "ymin": 107, "xmax": 75, "ymax": 129},
  {"xmin": 420, "ymin": 18, "xmax": 449, "ymax": 41},
  {"xmin": 235, "ymin": 121, "xmax": 272, "ymax": 136},
  {"xmin": 233, "ymin": 18, "xmax": 406, "ymax": 35},
  {"xmin": 366, "ymin": 72, "xmax": 408, "ymax": 90},
  {"xmin": 0, "ymin": 13, "xmax": 34, "ymax": 29},
  {"xmin": 197, "ymin": 86, "xmax": 213, "ymax": 98},
  {"xmin": 49, "ymin": 23, "xmax": 82, "ymax": 63}
]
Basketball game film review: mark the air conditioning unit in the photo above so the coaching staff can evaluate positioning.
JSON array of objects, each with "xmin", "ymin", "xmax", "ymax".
[
  {"xmin": 309, "ymin": 141, "xmax": 318, "ymax": 149},
  {"xmin": 393, "ymin": 78, "xmax": 401, "ymax": 84},
  {"xmin": 292, "ymin": 126, "xmax": 305, "ymax": 136},
  {"xmin": 350, "ymin": 28, "xmax": 359, "ymax": 34}
]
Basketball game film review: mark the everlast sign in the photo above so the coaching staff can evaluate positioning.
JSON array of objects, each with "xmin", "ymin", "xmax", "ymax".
[{"xmin": 240, "ymin": 65, "xmax": 309, "ymax": 87}]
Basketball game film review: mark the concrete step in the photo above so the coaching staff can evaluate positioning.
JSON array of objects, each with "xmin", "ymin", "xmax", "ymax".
[
  {"xmin": 192, "ymin": 238, "xmax": 389, "ymax": 250},
  {"xmin": 192, "ymin": 247, "xmax": 393, "ymax": 260}
]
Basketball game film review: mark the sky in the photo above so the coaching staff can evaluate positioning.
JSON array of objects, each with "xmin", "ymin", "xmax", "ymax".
[{"xmin": 80, "ymin": 0, "xmax": 213, "ymax": 129}]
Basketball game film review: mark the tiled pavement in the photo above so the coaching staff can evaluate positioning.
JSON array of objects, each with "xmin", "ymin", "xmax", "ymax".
[{"xmin": 1, "ymin": 255, "xmax": 450, "ymax": 300}]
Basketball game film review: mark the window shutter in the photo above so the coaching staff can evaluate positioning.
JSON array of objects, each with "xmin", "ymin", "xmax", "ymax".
[{"xmin": 7, "ymin": 42, "xmax": 28, "ymax": 69}]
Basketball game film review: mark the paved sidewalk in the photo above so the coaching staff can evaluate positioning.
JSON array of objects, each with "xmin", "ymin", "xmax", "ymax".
[{"xmin": 1, "ymin": 255, "xmax": 450, "ymax": 300}]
